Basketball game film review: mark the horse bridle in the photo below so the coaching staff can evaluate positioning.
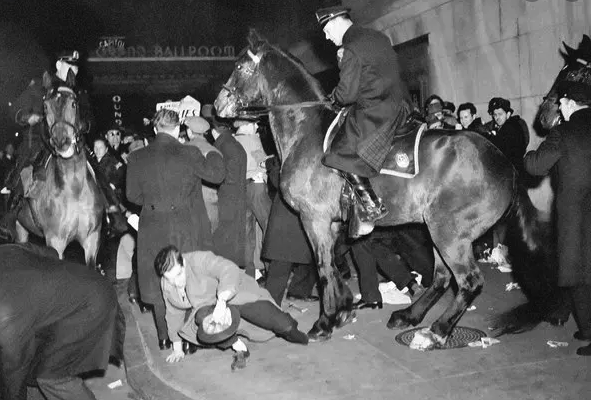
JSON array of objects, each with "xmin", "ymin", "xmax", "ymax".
[
  {"xmin": 43, "ymin": 86, "xmax": 82, "ymax": 155},
  {"xmin": 221, "ymin": 48, "xmax": 331, "ymax": 118}
]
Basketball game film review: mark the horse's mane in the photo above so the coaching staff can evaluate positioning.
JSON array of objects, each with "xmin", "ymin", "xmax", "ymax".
[{"xmin": 246, "ymin": 31, "xmax": 326, "ymax": 102}]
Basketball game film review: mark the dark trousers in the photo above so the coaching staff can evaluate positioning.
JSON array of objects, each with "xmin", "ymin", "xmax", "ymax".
[
  {"xmin": 215, "ymin": 300, "xmax": 296, "ymax": 349},
  {"xmin": 352, "ymin": 226, "xmax": 434, "ymax": 302},
  {"xmin": 97, "ymin": 235, "xmax": 120, "ymax": 284},
  {"xmin": 571, "ymin": 285, "xmax": 591, "ymax": 336},
  {"xmin": 36, "ymin": 376, "xmax": 96, "ymax": 400},
  {"xmin": 265, "ymin": 260, "xmax": 317, "ymax": 305}
]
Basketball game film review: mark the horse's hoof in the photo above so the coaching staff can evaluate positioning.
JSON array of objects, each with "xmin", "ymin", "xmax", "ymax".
[
  {"xmin": 386, "ymin": 311, "xmax": 414, "ymax": 330},
  {"xmin": 408, "ymin": 328, "xmax": 446, "ymax": 351},
  {"xmin": 335, "ymin": 310, "xmax": 356, "ymax": 328},
  {"xmin": 307, "ymin": 326, "xmax": 332, "ymax": 343}
]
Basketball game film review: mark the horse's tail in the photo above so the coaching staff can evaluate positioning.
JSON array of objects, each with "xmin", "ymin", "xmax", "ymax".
[{"xmin": 489, "ymin": 179, "xmax": 562, "ymax": 336}]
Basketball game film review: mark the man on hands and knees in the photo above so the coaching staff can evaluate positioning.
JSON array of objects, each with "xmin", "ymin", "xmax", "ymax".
[{"xmin": 155, "ymin": 245, "xmax": 309, "ymax": 370}]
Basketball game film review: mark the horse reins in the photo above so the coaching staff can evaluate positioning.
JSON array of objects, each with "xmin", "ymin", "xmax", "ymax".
[{"xmin": 43, "ymin": 86, "xmax": 82, "ymax": 156}]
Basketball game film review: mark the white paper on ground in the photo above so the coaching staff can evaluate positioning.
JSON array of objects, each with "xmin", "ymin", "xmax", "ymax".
[
  {"xmin": 127, "ymin": 214, "xmax": 139, "ymax": 231},
  {"xmin": 379, "ymin": 282, "xmax": 411, "ymax": 305}
]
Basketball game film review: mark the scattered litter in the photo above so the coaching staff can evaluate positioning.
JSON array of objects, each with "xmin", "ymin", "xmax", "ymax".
[
  {"xmin": 255, "ymin": 269, "xmax": 263, "ymax": 281},
  {"xmin": 547, "ymin": 340, "xmax": 569, "ymax": 348},
  {"xmin": 497, "ymin": 265, "xmax": 513, "ymax": 273},
  {"xmin": 480, "ymin": 244, "xmax": 512, "ymax": 271},
  {"xmin": 287, "ymin": 302, "xmax": 308, "ymax": 313},
  {"xmin": 467, "ymin": 305, "xmax": 477, "ymax": 311},
  {"xmin": 127, "ymin": 214, "xmax": 139, "ymax": 231},
  {"xmin": 354, "ymin": 293, "xmax": 362, "ymax": 300},
  {"xmin": 343, "ymin": 334, "xmax": 356, "ymax": 340},
  {"xmin": 505, "ymin": 282, "xmax": 521, "ymax": 292},
  {"xmin": 468, "ymin": 337, "xmax": 500, "ymax": 348},
  {"xmin": 408, "ymin": 328, "xmax": 433, "ymax": 351},
  {"xmin": 379, "ymin": 281, "xmax": 411, "ymax": 305},
  {"xmin": 108, "ymin": 380, "xmax": 123, "ymax": 389}
]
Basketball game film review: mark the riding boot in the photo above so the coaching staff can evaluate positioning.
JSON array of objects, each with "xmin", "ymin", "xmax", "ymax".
[{"xmin": 341, "ymin": 172, "xmax": 388, "ymax": 237}]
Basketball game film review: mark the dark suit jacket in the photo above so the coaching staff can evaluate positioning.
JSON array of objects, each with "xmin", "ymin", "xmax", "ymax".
[
  {"xmin": 126, "ymin": 132, "xmax": 225, "ymax": 303},
  {"xmin": 524, "ymin": 107, "xmax": 591, "ymax": 286}
]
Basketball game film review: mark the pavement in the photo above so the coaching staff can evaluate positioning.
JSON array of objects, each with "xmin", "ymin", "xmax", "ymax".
[{"xmin": 121, "ymin": 262, "xmax": 591, "ymax": 400}]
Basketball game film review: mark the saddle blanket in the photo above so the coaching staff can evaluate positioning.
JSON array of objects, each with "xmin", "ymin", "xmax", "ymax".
[
  {"xmin": 323, "ymin": 111, "xmax": 426, "ymax": 179},
  {"xmin": 380, "ymin": 123, "xmax": 426, "ymax": 179}
]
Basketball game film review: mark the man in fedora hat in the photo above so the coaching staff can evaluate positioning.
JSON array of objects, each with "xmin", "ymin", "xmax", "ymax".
[
  {"xmin": 155, "ymin": 245, "xmax": 308, "ymax": 370},
  {"xmin": 315, "ymin": 4, "xmax": 413, "ymax": 237},
  {"xmin": 524, "ymin": 79, "xmax": 591, "ymax": 356}
]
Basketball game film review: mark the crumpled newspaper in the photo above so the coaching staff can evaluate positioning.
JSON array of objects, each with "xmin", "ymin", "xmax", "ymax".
[
  {"xmin": 468, "ymin": 337, "xmax": 500, "ymax": 348},
  {"xmin": 379, "ymin": 281, "xmax": 411, "ymax": 305},
  {"xmin": 547, "ymin": 340, "xmax": 568, "ymax": 348}
]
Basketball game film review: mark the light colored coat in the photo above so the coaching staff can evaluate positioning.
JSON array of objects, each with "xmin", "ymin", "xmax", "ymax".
[{"xmin": 161, "ymin": 250, "xmax": 277, "ymax": 343}]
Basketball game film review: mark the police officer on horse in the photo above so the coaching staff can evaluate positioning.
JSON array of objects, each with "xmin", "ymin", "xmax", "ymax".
[
  {"xmin": 316, "ymin": 5, "xmax": 413, "ymax": 236},
  {"xmin": 0, "ymin": 50, "xmax": 125, "ymax": 240}
]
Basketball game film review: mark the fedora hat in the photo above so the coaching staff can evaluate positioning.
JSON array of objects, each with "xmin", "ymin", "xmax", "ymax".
[
  {"xmin": 184, "ymin": 116, "xmax": 210, "ymax": 134},
  {"xmin": 195, "ymin": 304, "xmax": 241, "ymax": 344},
  {"xmin": 316, "ymin": 5, "xmax": 351, "ymax": 27}
]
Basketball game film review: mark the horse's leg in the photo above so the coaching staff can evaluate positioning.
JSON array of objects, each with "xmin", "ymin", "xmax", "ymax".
[
  {"xmin": 45, "ymin": 235, "xmax": 67, "ymax": 260},
  {"xmin": 387, "ymin": 250, "xmax": 452, "ymax": 329},
  {"xmin": 81, "ymin": 229, "xmax": 101, "ymax": 270},
  {"xmin": 411, "ymin": 238, "xmax": 484, "ymax": 350},
  {"xmin": 15, "ymin": 221, "xmax": 29, "ymax": 244},
  {"xmin": 303, "ymin": 218, "xmax": 354, "ymax": 341}
]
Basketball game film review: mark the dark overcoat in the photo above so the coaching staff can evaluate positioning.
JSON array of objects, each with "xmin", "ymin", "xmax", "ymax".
[
  {"xmin": 126, "ymin": 133, "xmax": 225, "ymax": 304},
  {"xmin": 524, "ymin": 108, "xmax": 591, "ymax": 286},
  {"xmin": 212, "ymin": 131, "xmax": 247, "ymax": 266},
  {"xmin": 484, "ymin": 115, "xmax": 528, "ymax": 175},
  {"xmin": 0, "ymin": 243, "xmax": 117, "ymax": 400},
  {"xmin": 261, "ymin": 157, "xmax": 314, "ymax": 264},
  {"xmin": 324, "ymin": 25, "xmax": 412, "ymax": 176}
]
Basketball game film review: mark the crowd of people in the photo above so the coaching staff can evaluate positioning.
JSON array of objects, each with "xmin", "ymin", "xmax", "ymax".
[{"xmin": 2, "ymin": 4, "xmax": 591, "ymax": 399}]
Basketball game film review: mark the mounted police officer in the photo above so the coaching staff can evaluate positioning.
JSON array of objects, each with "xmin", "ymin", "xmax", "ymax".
[
  {"xmin": 316, "ymin": 5, "xmax": 413, "ymax": 236},
  {"xmin": 0, "ymin": 50, "xmax": 126, "ymax": 240},
  {"xmin": 2, "ymin": 50, "xmax": 93, "ymax": 200}
]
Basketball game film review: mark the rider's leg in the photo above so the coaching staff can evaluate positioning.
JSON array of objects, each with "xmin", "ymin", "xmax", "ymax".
[{"xmin": 340, "ymin": 171, "xmax": 388, "ymax": 223}]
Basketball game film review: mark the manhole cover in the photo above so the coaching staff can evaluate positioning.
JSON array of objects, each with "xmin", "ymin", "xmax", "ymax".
[{"xmin": 395, "ymin": 326, "xmax": 487, "ymax": 350}]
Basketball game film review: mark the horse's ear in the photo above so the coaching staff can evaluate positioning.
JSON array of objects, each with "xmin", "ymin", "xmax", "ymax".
[
  {"xmin": 65, "ymin": 69, "xmax": 76, "ymax": 87},
  {"xmin": 247, "ymin": 28, "xmax": 267, "ymax": 51},
  {"xmin": 42, "ymin": 71, "xmax": 53, "ymax": 90},
  {"xmin": 563, "ymin": 42, "xmax": 576, "ymax": 57}
]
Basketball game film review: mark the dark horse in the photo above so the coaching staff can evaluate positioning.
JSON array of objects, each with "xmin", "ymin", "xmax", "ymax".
[
  {"xmin": 215, "ymin": 30, "xmax": 540, "ymax": 350},
  {"xmin": 15, "ymin": 71, "xmax": 103, "ymax": 268},
  {"xmin": 490, "ymin": 35, "xmax": 591, "ymax": 335}
]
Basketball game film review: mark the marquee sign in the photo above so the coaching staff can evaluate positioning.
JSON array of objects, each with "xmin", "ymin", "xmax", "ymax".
[{"xmin": 93, "ymin": 36, "xmax": 235, "ymax": 59}]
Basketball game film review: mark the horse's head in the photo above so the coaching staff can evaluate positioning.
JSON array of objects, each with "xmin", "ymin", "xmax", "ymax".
[
  {"xmin": 42, "ymin": 70, "xmax": 82, "ymax": 158},
  {"xmin": 215, "ymin": 29, "xmax": 325, "ymax": 118},
  {"xmin": 538, "ymin": 35, "xmax": 591, "ymax": 130}
]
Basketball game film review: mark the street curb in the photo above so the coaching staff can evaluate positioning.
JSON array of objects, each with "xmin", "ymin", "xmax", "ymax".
[{"xmin": 121, "ymin": 297, "xmax": 195, "ymax": 400}]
